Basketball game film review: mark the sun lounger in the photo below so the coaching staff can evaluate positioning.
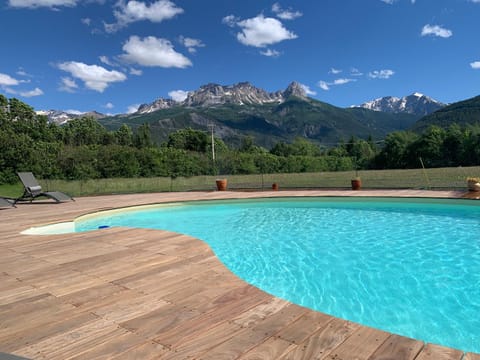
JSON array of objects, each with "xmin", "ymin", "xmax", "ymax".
[
  {"xmin": 15, "ymin": 172, "xmax": 74, "ymax": 203},
  {"xmin": 0, "ymin": 197, "xmax": 15, "ymax": 208}
]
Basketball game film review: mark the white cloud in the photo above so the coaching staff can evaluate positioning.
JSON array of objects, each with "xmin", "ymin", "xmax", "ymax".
[
  {"xmin": 350, "ymin": 67, "xmax": 363, "ymax": 76},
  {"xmin": 222, "ymin": 15, "xmax": 239, "ymax": 27},
  {"xmin": 105, "ymin": 0, "xmax": 183, "ymax": 32},
  {"xmin": 232, "ymin": 14, "xmax": 297, "ymax": 48},
  {"xmin": 421, "ymin": 24, "xmax": 452, "ymax": 38},
  {"xmin": 333, "ymin": 78, "xmax": 356, "ymax": 85},
  {"xmin": 329, "ymin": 68, "xmax": 342, "ymax": 74},
  {"xmin": 260, "ymin": 49, "xmax": 281, "ymax": 57},
  {"xmin": 470, "ymin": 61, "xmax": 480, "ymax": 69},
  {"xmin": 129, "ymin": 68, "xmax": 143, "ymax": 75},
  {"xmin": 59, "ymin": 77, "xmax": 78, "ymax": 93},
  {"xmin": 318, "ymin": 78, "xmax": 356, "ymax": 91},
  {"xmin": 120, "ymin": 35, "xmax": 192, "ymax": 68},
  {"xmin": 368, "ymin": 69, "xmax": 395, "ymax": 79},
  {"xmin": 179, "ymin": 36, "xmax": 205, "ymax": 54},
  {"xmin": 99, "ymin": 55, "xmax": 114, "ymax": 66},
  {"xmin": 4, "ymin": 87, "xmax": 17, "ymax": 95},
  {"xmin": 8, "ymin": 0, "xmax": 77, "ymax": 8},
  {"xmin": 81, "ymin": 17, "xmax": 91, "ymax": 26},
  {"xmin": 127, "ymin": 104, "xmax": 140, "ymax": 113},
  {"xmin": 0, "ymin": 73, "xmax": 20, "ymax": 86},
  {"xmin": 20, "ymin": 87, "xmax": 43, "ymax": 97},
  {"xmin": 271, "ymin": 3, "xmax": 302, "ymax": 20},
  {"xmin": 299, "ymin": 83, "xmax": 316, "ymax": 96},
  {"xmin": 380, "ymin": 0, "xmax": 416, "ymax": 4},
  {"xmin": 16, "ymin": 68, "xmax": 32, "ymax": 77},
  {"xmin": 318, "ymin": 81, "xmax": 330, "ymax": 91},
  {"xmin": 58, "ymin": 61, "xmax": 127, "ymax": 92},
  {"xmin": 104, "ymin": 102, "xmax": 114, "ymax": 109},
  {"xmin": 168, "ymin": 89, "xmax": 189, "ymax": 102}
]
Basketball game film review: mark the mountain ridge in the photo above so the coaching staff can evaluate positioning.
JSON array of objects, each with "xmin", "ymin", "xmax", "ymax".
[
  {"xmin": 354, "ymin": 93, "xmax": 445, "ymax": 117},
  {"xmin": 136, "ymin": 81, "xmax": 308, "ymax": 113}
]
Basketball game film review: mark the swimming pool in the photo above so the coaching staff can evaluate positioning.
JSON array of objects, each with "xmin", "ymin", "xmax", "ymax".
[{"xmin": 75, "ymin": 197, "xmax": 480, "ymax": 353}]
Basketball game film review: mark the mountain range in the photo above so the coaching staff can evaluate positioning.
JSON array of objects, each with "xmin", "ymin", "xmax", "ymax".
[
  {"xmin": 34, "ymin": 81, "xmax": 479, "ymax": 147},
  {"xmin": 98, "ymin": 82, "xmax": 424, "ymax": 147},
  {"xmin": 355, "ymin": 93, "xmax": 445, "ymax": 116},
  {"xmin": 136, "ymin": 81, "xmax": 309, "ymax": 113}
]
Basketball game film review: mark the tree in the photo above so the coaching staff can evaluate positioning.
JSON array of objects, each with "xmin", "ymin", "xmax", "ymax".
[
  {"xmin": 115, "ymin": 124, "xmax": 133, "ymax": 146},
  {"xmin": 375, "ymin": 131, "xmax": 419, "ymax": 169},
  {"xmin": 134, "ymin": 123, "xmax": 153, "ymax": 148},
  {"xmin": 408, "ymin": 126, "xmax": 446, "ymax": 168},
  {"xmin": 442, "ymin": 124, "xmax": 466, "ymax": 166},
  {"xmin": 166, "ymin": 128, "xmax": 208, "ymax": 152},
  {"xmin": 63, "ymin": 117, "xmax": 107, "ymax": 146}
]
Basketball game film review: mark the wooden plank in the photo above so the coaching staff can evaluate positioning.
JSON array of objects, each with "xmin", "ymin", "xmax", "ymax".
[
  {"xmin": 163, "ymin": 321, "xmax": 244, "ymax": 360},
  {"xmin": 110, "ymin": 341, "xmax": 170, "ymax": 360},
  {"xmin": 279, "ymin": 317, "xmax": 360, "ymax": 360},
  {"xmin": 16, "ymin": 318, "xmax": 129, "ymax": 360},
  {"xmin": 196, "ymin": 303, "xmax": 306, "ymax": 360},
  {"xmin": 59, "ymin": 282, "xmax": 131, "ymax": 309},
  {"xmin": 0, "ymin": 294, "xmax": 75, "ymax": 331},
  {"xmin": 323, "ymin": 326, "xmax": 391, "ymax": 360},
  {"xmin": 91, "ymin": 293, "xmax": 170, "ymax": 324},
  {"xmin": 415, "ymin": 343, "xmax": 464, "ymax": 360},
  {"xmin": 232, "ymin": 297, "xmax": 290, "ymax": 328},
  {"xmin": 238, "ymin": 338, "xmax": 297, "ymax": 360},
  {"xmin": 276, "ymin": 311, "xmax": 334, "ymax": 344},
  {"xmin": 66, "ymin": 331, "xmax": 149, "ymax": 360},
  {"xmin": 120, "ymin": 303, "xmax": 202, "ymax": 339},
  {"xmin": 368, "ymin": 334, "xmax": 424, "ymax": 360},
  {"xmin": 153, "ymin": 285, "xmax": 272, "ymax": 348},
  {"xmin": 17, "ymin": 266, "xmax": 106, "ymax": 297},
  {"xmin": 464, "ymin": 353, "xmax": 480, "ymax": 360},
  {"xmin": 0, "ymin": 312, "xmax": 98, "ymax": 353},
  {"xmin": 0, "ymin": 285, "xmax": 40, "ymax": 306}
]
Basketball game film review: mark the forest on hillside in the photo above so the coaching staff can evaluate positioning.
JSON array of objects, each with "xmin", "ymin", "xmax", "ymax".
[{"xmin": 2, "ymin": 95, "xmax": 480, "ymax": 185}]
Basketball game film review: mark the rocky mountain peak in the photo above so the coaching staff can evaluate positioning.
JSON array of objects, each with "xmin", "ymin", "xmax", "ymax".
[
  {"xmin": 283, "ymin": 81, "xmax": 307, "ymax": 98},
  {"xmin": 137, "ymin": 98, "xmax": 178, "ymax": 114}
]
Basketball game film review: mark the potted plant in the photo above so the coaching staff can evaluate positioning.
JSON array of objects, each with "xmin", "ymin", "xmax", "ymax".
[
  {"xmin": 351, "ymin": 177, "xmax": 362, "ymax": 190},
  {"xmin": 216, "ymin": 178, "xmax": 228, "ymax": 191},
  {"xmin": 467, "ymin": 177, "xmax": 480, "ymax": 192}
]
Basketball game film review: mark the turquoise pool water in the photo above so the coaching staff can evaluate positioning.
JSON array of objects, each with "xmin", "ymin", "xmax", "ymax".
[{"xmin": 76, "ymin": 197, "xmax": 480, "ymax": 353}]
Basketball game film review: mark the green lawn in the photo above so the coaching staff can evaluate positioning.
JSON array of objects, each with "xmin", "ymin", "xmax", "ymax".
[{"xmin": 1, "ymin": 166, "xmax": 479, "ymax": 198}]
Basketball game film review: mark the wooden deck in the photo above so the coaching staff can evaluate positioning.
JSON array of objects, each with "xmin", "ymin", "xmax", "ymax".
[{"xmin": 1, "ymin": 190, "xmax": 479, "ymax": 360}]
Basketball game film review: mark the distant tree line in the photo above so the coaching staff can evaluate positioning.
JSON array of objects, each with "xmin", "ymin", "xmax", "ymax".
[{"xmin": 1, "ymin": 95, "xmax": 480, "ymax": 184}]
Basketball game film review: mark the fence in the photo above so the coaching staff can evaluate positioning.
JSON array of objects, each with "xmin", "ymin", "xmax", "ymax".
[{"xmin": 39, "ymin": 166, "xmax": 480, "ymax": 197}]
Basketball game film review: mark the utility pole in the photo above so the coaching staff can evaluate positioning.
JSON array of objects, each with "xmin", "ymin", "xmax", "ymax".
[{"xmin": 208, "ymin": 124, "xmax": 215, "ymax": 161}]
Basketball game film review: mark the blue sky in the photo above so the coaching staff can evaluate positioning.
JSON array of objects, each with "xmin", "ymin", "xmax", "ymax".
[{"xmin": 1, "ymin": 0, "xmax": 479, "ymax": 114}]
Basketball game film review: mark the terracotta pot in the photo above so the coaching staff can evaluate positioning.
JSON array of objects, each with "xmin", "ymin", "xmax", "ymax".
[
  {"xmin": 216, "ymin": 179, "xmax": 227, "ymax": 191},
  {"xmin": 467, "ymin": 180, "xmax": 480, "ymax": 192},
  {"xmin": 272, "ymin": 183, "xmax": 279, "ymax": 191},
  {"xmin": 351, "ymin": 179, "xmax": 362, "ymax": 190}
]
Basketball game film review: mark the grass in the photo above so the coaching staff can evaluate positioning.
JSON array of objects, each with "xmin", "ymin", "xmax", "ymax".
[{"xmin": 1, "ymin": 166, "xmax": 480, "ymax": 198}]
